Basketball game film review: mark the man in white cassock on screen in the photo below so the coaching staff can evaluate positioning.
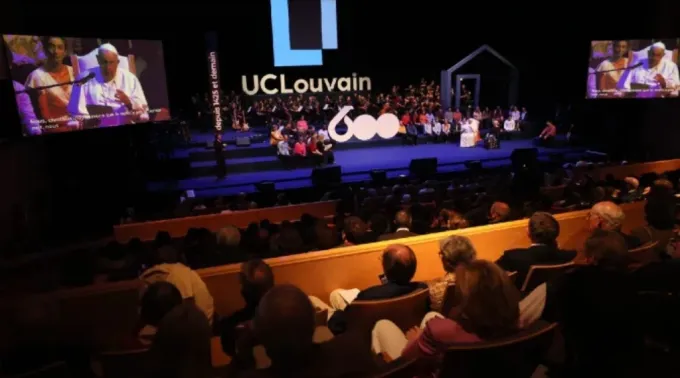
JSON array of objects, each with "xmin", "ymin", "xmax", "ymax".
[
  {"xmin": 68, "ymin": 43, "xmax": 149, "ymax": 127},
  {"xmin": 623, "ymin": 42, "xmax": 680, "ymax": 98}
]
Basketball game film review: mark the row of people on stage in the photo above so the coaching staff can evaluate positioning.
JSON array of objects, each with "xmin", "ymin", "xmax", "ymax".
[
  {"xmin": 189, "ymin": 79, "xmax": 527, "ymax": 134},
  {"xmin": 269, "ymin": 122, "xmax": 335, "ymax": 167}
]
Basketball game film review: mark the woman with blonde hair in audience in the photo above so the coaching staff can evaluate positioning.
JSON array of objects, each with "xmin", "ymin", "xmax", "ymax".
[
  {"xmin": 427, "ymin": 235, "xmax": 477, "ymax": 312},
  {"xmin": 371, "ymin": 260, "xmax": 520, "ymax": 362}
]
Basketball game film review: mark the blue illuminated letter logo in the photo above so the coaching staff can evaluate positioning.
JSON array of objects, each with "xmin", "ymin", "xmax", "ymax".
[{"xmin": 270, "ymin": 0, "xmax": 338, "ymax": 67}]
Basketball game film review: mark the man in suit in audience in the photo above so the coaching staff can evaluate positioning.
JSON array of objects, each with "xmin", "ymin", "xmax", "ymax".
[
  {"xmin": 587, "ymin": 201, "xmax": 641, "ymax": 250},
  {"xmin": 309, "ymin": 244, "xmax": 427, "ymax": 334},
  {"xmin": 496, "ymin": 212, "xmax": 577, "ymax": 289},
  {"xmin": 378, "ymin": 211, "xmax": 418, "ymax": 241},
  {"xmin": 240, "ymin": 285, "xmax": 379, "ymax": 377},
  {"xmin": 220, "ymin": 259, "xmax": 274, "ymax": 360}
]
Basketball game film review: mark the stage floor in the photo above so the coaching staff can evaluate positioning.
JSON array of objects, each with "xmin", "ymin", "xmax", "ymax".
[{"xmin": 148, "ymin": 128, "xmax": 585, "ymax": 198}]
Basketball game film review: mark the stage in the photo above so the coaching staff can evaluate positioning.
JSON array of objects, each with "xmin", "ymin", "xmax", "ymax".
[{"xmin": 147, "ymin": 127, "xmax": 586, "ymax": 198}]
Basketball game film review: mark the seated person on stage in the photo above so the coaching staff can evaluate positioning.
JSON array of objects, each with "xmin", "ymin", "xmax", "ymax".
[
  {"xmin": 293, "ymin": 136, "xmax": 307, "ymax": 160},
  {"xmin": 269, "ymin": 124, "xmax": 285, "ymax": 146},
  {"xmin": 535, "ymin": 121, "xmax": 557, "ymax": 146},
  {"xmin": 484, "ymin": 131, "xmax": 500, "ymax": 149},
  {"xmin": 308, "ymin": 133, "xmax": 324, "ymax": 166},
  {"xmin": 296, "ymin": 115, "xmax": 309, "ymax": 132},
  {"xmin": 68, "ymin": 43, "xmax": 149, "ymax": 128},
  {"xmin": 503, "ymin": 117, "xmax": 516, "ymax": 132},
  {"xmin": 496, "ymin": 212, "xmax": 577, "ymax": 288},
  {"xmin": 623, "ymin": 42, "xmax": 679, "ymax": 98},
  {"xmin": 405, "ymin": 122, "xmax": 418, "ymax": 145},
  {"xmin": 309, "ymin": 244, "xmax": 427, "ymax": 335},
  {"xmin": 432, "ymin": 119, "xmax": 443, "ymax": 142},
  {"xmin": 510, "ymin": 106, "xmax": 521, "ymax": 127},
  {"xmin": 423, "ymin": 119, "xmax": 433, "ymax": 140},
  {"xmin": 441, "ymin": 119, "xmax": 453, "ymax": 142},
  {"xmin": 415, "ymin": 111, "xmax": 428, "ymax": 133},
  {"xmin": 460, "ymin": 119, "xmax": 476, "ymax": 148}
]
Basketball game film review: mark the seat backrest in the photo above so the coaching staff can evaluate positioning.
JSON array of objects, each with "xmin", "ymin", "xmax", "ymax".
[
  {"xmin": 99, "ymin": 348, "xmax": 149, "ymax": 378},
  {"xmin": 371, "ymin": 357, "xmax": 421, "ymax": 378},
  {"xmin": 507, "ymin": 271, "xmax": 518, "ymax": 285},
  {"xmin": 69, "ymin": 48, "xmax": 135, "ymax": 79},
  {"xmin": 9, "ymin": 362, "xmax": 70, "ymax": 378},
  {"xmin": 628, "ymin": 241, "xmax": 659, "ymax": 266},
  {"xmin": 315, "ymin": 308, "xmax": 328, "ymax": 327},
  {"xmin": 521, "ymin": 261, "xmax": 574, "ymax": 293},
  {"xmin": 344, "ymin": 289, "xmax": 429, "ymax": 335},
  {"xmin": 440, "ymin": 320, "xmax": 558, "ymax": 378}
]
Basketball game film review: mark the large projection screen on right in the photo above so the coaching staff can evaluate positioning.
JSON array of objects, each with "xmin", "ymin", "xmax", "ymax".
[{"xmin": 587, "ymin": 39, "xmax": 680, "ymax": 99}]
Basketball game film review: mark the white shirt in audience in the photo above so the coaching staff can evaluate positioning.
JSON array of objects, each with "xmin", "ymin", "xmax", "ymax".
[
  {"xmin": 140, "ymin": 263, "xmax": 215, "ymax": 324},
  {"xmin": 504, "ymin": 119, "xmax": 516, "ymax": 132},
  {"xmin": 423, "ymin": 122, "xmax": 433, "ymax": 135}
]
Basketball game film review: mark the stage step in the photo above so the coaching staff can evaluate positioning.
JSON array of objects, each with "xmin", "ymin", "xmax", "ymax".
[
  {"xmin": 190, "ymin": 155, "xmax": 325, "ymax": 177},
  {"xmin": 188, "ymin": 134, "xmax": 412, "ymax": 161}
]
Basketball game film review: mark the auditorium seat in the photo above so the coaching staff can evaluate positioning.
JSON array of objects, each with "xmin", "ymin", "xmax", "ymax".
[
  {"xmin": 97, "ymin": 348, "xmax": 148, "ymax": 378},
  {"xmin": 520, "ymin": 261, "xmax": 575, "ymax": 293},
  {"xmin": 8, "ymin": 362, "xmax": 70, "ymax": 378},
  {"xmin": 628, "ymin": 241, "xmax": 660, "ymax": 268},
  {"xmin": 371, "ymin": 357, "xmax": 421, "ymax": 377},
  {"xmin": 439, "ymin": 320, "xmax": 558, "ymax": 377},
  {"xmin": 344, "ymin": 289, "xmax": 430, "ymax": 335}
]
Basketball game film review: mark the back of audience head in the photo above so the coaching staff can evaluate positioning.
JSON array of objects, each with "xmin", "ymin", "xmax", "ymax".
[
  {"xmin": 239, "ymin": 259, "xmax": 274, "ymax": 307},
  {"xmin": 381, "ymin": 244, "xmax": 417, "ymax": 285},
  {"xmin": 343, "ymin": 216, "xmax": 370, "ymax": 245},
  {"xmin": 254, "ymin": 284, "xmax": 316, "ymax": 369},
  {"xmin": 489, "ymin": 201, "xmax": 511, "ymax": 224},
  {"xmin": 394, "ymin": 210, "xmax": 412, "ymax": 229},
  {"xmin": 439, "ymin": 235, "xmax": 476, "ymax": 273},
  {"xmin": 583, "ymin": 229, "xmax": 630, "ymax": 269},
  {"xmin": 440, "ymin": 209, "xmax": 469, "ymax": 230},
  {"xmin": 152, "ymin": 245, "xmax": 184, "ymax": 266},
  {"xmin": 154, "ymin": 231, "xmax": 172, "ymax": 248},
  {"xmin": 528, "ymin": 212, "xmax": 560, "ymax": 247},
  {"xmin": 147, "ymin": 303, "xmax": 212, "ymax": 378},
  {"xmin": 588, "ymin": 201, "xmax": 625, "ymax": 232},
  {"xmin": 451, "ymin": 260, "xmax": 520, "ymax": 339},
  {"xmin": 216, "ymin": 225, "xmax": 241, "ymax": 247},
  {"xmin": 369, "ymin": 213, "xmax": 389, "ymax": 235},
  {"xmin": 141, "ymin": 281, "xmax": 183, "ymax": 327}
]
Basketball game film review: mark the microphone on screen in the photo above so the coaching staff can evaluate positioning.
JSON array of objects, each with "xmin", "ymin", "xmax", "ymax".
[
  {"xmin": 77, "ymin": 72, "xmax": 96, "ymax": 84},
  {"xmin": 590, "ymin": 62, "xmax": 642, "ymax": 74}
]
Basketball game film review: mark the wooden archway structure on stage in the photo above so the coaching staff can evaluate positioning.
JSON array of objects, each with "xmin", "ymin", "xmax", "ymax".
[{"xmin": 440, "ymin": 44, "xmax": 519, "ymax": 110}]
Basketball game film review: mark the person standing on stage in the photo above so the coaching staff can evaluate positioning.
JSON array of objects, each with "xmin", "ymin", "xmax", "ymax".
[{"xmin": 214, "ymin": 133, "xmax": 226, "ymax": 179}]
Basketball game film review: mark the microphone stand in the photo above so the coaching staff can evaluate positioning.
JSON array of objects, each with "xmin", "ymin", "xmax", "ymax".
[{"xmin": 14, "ymin": 75, "xmax": 94, "ymax": 94}]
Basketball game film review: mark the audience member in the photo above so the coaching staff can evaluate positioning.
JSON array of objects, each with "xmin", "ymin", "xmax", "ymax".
[
  {"xmin": 371, "ymin": 260, "xmax": 520, "ymax": 361},
  {"xmin": 239, "ymin": 285, "xmax": 378, "ymax": 377},
  {"xmin": 138, "ymin": 281, "xmax": 183, "ymax": 345},
  {"xmin": 341, "ymin": 216, "xmax": 374, "ymax": 245},
  {"xmin": 146, "ymin": 303, "xmax": 213, "ymax": 378},
  {"xmin": 496, "ymin": 212, "xmax": 576, "ymax": 288},
  {"xmin": 631, "ymin": 196, "xmax": 677, "ymax": 258},
  {"xmin": 489, "ymin": 201, "xmax": 511, "ymax": 224},
  {"xmin": 140, "ymin": 245, "xmax": 215, "ymax": 324},
  {"xmin": 221, "ymin": 260, "xmax": 275, "ymax": 358},
  {"xmin": 524, "ymin": 230, "xmax": 641, "ymax": 376},
  {"xmin": 587, "ymin": 201, "xmax": 641, "ymax": 249},
  {"xmin": 310, "ymin": 244, "xmax": 426, "ymax": 334},
  {"xmin": 428, "ymin": 235, "xmax": 477, "ymax": 312},
  {"xmin": 378, "ymin": 211, "xmax": 417, "ymax": 241}
]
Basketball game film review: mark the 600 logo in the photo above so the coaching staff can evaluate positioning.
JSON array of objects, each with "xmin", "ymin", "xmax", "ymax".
[{"xmin": 328, "ymin": 106, "xmax": 400, "ymax": 143}]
